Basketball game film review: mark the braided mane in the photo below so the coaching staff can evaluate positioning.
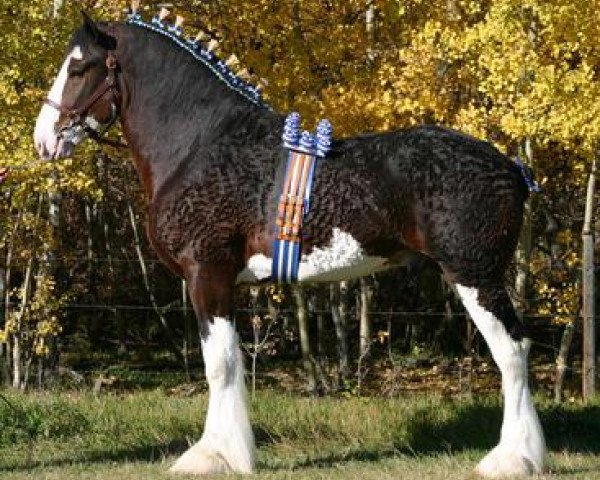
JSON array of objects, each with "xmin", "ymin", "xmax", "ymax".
[{"xmin": 126, "ymin": 10, "xmax": 271, "ymax": 111}]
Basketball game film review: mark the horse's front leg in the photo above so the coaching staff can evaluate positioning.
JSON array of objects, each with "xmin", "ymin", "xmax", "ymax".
[{"xmin": 170, "ymin": 262, "xmax": 254, "ymax": 475}]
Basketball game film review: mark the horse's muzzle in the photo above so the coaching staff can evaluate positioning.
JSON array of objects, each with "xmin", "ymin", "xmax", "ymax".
[{"xmin": 34, "ymin": 133, "xmax": 74, "ymax": 161}]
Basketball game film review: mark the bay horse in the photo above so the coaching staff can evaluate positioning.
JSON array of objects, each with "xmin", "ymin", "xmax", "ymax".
[{"xmin": 33, "ymin": 12, "xmax": 545, "ymax": 478}]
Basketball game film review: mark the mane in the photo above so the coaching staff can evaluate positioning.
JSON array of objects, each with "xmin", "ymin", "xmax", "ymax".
[
  {"xmin": 94, "ymin": 8, "xmax": 284, "ymax": 150},
  {"xmin": 125, "ymin": 11, "xmax": 271, "ymax": 111}
]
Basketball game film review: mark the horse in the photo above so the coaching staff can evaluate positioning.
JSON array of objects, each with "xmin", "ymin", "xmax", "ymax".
[{"xmin": 33, "ymin": 11, "xmax": 546, "ymax": 478}]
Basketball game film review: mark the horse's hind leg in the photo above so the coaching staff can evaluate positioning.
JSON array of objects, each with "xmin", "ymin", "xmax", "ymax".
[
  {"xmin": 455, "ymin": 283, "xmax": 546, "ymax": 478},
  {"xmin": 170, "ymin": 262, "xmax": 254, "ymax": 475}
]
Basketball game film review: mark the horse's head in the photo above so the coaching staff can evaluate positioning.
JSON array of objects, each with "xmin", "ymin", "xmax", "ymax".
[{"xmin": 34, "ymin": 12, "xmax": 119, "ymax": 160}]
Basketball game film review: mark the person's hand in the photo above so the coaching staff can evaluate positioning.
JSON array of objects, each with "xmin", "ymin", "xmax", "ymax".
[{"xmin": 0, "ymin": 167, "xmax": 9, "ymax": 184}]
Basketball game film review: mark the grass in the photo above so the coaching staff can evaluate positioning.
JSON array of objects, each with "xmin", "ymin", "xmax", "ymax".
[{"xmin": 0, "ymin": 388, "xmax": 600, "ymax": 479}]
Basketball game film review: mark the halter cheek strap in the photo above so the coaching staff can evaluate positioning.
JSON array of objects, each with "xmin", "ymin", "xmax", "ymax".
[{"xmin": 43, "ymin": 52, "xmax": 127, "ymax": 149}]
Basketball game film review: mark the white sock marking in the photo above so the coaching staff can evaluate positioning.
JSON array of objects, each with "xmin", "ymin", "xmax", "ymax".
[
  {"xmin": 170, "ymin": 317, "xmax": 254, "ymax": 474},
  {"xmin": 456, "ymin": 284, "xmax": 546, "ymax": 477}
]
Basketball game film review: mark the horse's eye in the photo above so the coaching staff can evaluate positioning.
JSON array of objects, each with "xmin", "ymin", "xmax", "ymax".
[{"xmin": 68, "ymin": 59, "xmax": 87, "ymax": 77}]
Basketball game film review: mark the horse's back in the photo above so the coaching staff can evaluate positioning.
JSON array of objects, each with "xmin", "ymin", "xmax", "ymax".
[
  {"xmin": 151, "ymin": 124, "xmax": 529, "ymax": 286},
  {"xmin": 302, "ymin": 125, "xmax": 529, "ymax": 283}
]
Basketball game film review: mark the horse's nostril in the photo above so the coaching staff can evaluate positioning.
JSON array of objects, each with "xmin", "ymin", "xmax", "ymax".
[{"xmin": 36, "ymin": 141, "xmax": 52, "ymax": 160}]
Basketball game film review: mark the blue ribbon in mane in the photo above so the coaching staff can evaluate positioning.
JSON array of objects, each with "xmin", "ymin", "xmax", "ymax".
[
  {"xmin": 125, "ymin": 10, "xmax": 271, "ymax": 110},
  {"xmin": 514, "ymin": 156, "xmax": 541, "ymax": 193}
]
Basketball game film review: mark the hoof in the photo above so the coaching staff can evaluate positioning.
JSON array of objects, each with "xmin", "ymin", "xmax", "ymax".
[
  {"xmin": 170, "ymin": 449, "xmax": 232, "ymax": 475},
  {"xmin": 475, "ymin": 445, "xmax": 540, "ymax": 478}
]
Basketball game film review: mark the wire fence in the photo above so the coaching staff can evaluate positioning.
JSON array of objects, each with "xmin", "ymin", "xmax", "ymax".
[{"xmin": 0, "ymin": 300, "xmax": 589, "ymax": 319}]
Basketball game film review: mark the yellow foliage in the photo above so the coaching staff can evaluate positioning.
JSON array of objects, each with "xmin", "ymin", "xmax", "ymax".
[{"xmin": 0, "ymin": 0, "xmax": 594, "ymax": 349}]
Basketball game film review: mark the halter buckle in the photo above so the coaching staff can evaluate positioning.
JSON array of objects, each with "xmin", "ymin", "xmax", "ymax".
[
  {"xmin": 68, "ymin": 111, "xmax": 82, "ymax": 123},
  {"xmin": 106, "ymin": 55, "xmax": 117, "ymax": 70}
]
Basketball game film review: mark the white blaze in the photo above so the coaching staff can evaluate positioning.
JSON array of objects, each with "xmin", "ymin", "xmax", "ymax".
[{"xmin": 34, "ymin": 46, "xmax": 83, "ymax": 160}]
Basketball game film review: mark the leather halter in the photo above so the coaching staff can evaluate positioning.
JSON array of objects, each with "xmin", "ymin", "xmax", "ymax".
[{"xmin": 43, "ymin": 51, "xmax": 126, "ymax": 149}]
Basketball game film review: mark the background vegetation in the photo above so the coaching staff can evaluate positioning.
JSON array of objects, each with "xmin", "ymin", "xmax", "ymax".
[{"xmin": 0, "ymin": 0, "xmax": 597, "ymax": 402}]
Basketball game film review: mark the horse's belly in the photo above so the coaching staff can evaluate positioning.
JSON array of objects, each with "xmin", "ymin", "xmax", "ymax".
[{"xmin": 236, "ymin": 228, "xmax": 392, "ymax": 284}]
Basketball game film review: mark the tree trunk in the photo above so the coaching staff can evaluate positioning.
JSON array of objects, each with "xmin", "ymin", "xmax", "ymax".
[
  {"xmin": 53, "ymin": 0, "xmax": 64, "ymax": 17},
  {"xmin": 359, "ymin": 276, "xmax": 373, "ymax": 359},
  {"xmin": 2, "ymin": 209, "xmax": 22, "ymax": 385},
  {"xmin": 0, "ymin": 266, "xmax": 4, "ymax": 385},
  {"xmin": 365, "ymin": 1, "xmax": 375, "ymax": 62},
  {"xmin": 308, "ymin": 290, "xmax": 325, "ymax": 359},
  {"xmin": 43, "ymin": 0, "xmax": 64, "ymax": 385},
  {"xmin": 12, "ymin": 332, "xmax": 21, "ymax": 390},
  {"xmin": 12, "ymin": 197, "xmax": 42, "ymax": 389},
  {"xmin": 582, "ymin": 157, "xmax": 596, "ymax": 400},
  {"xmin": 311, "ymin": 289, "xmax": 331, "ymax": 393},
  {"xmin": 514, "ymin": 138, "xmax": 534, "ymax": 314},
  {"xmin": 97, "ymin": 154, "xmax": 125, "ymax": 356},
  {"xmin": 127, "ymin": 202, "xmax": 185, "ymax": 364},
  {"xmin": 554, "ymin": 320, "xmax": 576, "ymax": 403},
  {"xmin": 330, "ymin": 282, "xmax": 349, "ymax": 384},
  {"xmin": 292, "ymin": 286, "xmax": 316, "ymax": 394},
  {"xmin": 13, "ymin": 255, "xmax": 36, "ymax": 389},
  {"xmin": 357, "ymin": 277, "xmax": 374, "ymax": 395}
]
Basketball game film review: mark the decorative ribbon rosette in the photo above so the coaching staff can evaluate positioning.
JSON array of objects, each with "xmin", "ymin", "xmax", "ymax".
[{"xmin": 272, "ymin": 113, "xmax": 333, "ymax": 283}]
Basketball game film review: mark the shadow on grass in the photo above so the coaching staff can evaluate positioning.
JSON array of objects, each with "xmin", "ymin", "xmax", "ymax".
[
  {"xmin": 405, "ymin": 401, "xmax": 600, "ymax": 455},
  {"xmin": 262, "ymin": 401, "xmax": 600, "ymax": 471},
  {"xmin": 3, "ymin": 401, "xmax": 600, "ymax": 473},
  {"xmin": 0, "ymin": 438, "xmax": 190, "ymax": 472}
]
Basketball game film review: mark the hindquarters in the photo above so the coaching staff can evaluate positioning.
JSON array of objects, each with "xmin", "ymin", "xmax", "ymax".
[
  {"xmin": 422, "ymin": 164, "xmax": 526, "ymax": 281},
  {"xmin": 371, "ymin": 126, "xmax": 529, "ymax": 336},
  {"xmin": 377, "ymin": 128, "xmax": 546, "ymax": 476},
  {"xmin": 425, "ymin": 173, "xmax": 526, "ymax": 337},
  {"xmin": 372, "ymin": 125, "xmax": 527, "ymax": 276}
]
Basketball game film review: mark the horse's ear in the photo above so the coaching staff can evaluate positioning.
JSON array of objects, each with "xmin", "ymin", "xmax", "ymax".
[
  {"xmin": 82, "ymin": 10, "xmax": 100, "ymax": 37},
  {"xmin": 81, "ymin": 10, "xmax": 117, "ymax": 50}
]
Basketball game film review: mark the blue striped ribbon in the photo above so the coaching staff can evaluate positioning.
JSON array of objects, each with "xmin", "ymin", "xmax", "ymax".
[{"xmin": 272, "ymin": 151, "xmax": 317, "ymax": 283}]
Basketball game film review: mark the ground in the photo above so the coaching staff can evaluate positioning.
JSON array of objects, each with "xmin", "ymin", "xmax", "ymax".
[
  {"xmin": 0, "ymin": 384, "xmax": 599, "ymax": 479},
  {"xmin": 3, "ymin": 452, "xmax": 600, "ymax": 480}
]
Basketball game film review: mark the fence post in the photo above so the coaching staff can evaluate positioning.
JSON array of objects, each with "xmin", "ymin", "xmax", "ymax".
[{"xmin": 582, "ymin": 156, "xmax": 596, "ymax": 400}]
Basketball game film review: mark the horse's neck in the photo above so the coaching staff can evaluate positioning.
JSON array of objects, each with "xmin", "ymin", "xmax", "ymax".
[{"xmin": 117, "ymin": 27, "xmax": 273, "ymax": 198}]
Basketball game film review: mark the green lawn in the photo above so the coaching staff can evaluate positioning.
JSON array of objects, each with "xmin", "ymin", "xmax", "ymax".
[
  {"xmin": 1, "ymin": 389, "xmax": 599, "ymax": 479},
  {"xmin": 3, "ymin": 453, "xmax": 600, "ymax": 480}
]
